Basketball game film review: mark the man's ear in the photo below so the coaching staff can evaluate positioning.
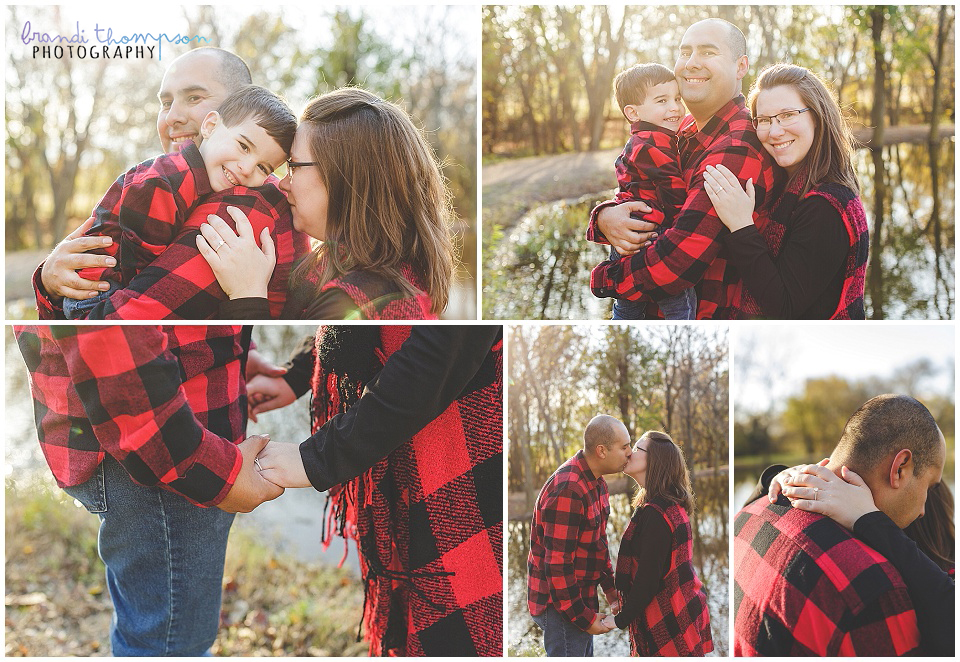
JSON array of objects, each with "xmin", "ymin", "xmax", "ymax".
[
  {"xmin": 200, "ymin": 110, "xmax": 221, "ymax": 140},
  {"xmin": 736, "ymin": 55, "xmax": 749, "ymax": 81},
  {"xmin": 888, "ymin": 449, "xmax": 912, "ymax": 489},
  {"xmin": 595, "ymin": 444, "xmax": 608, "ymax": 460}
]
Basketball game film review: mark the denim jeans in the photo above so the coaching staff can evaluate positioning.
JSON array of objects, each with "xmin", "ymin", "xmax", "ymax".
[
  {"xmin": 64, "ymin": 455, "xmax": 235, "ymax": 656},
  {"xmin": 63, "ymin": 282, "xmax": 120, "ymax": 320},
  {"xmin": 608, "ymin": 246, "xmax": 697, "ymax": 320},
  {"xmin": 531, "ymin": 605, "xmax": 594, "ymax": 656}
]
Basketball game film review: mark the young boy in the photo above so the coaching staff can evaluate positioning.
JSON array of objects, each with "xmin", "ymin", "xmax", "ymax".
[
  {"xmin": 64, "ymin": 84, "xmax": 296, "ymax": 318},
  {"xmin": 590, "ymin": 63, "xmax": 694, "ymax": 320}
]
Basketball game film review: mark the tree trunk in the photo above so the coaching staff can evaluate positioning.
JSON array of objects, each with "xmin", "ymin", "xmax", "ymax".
[{"xmin": 867, "ymin": 7, "xmax": 887, "ymax": 319}]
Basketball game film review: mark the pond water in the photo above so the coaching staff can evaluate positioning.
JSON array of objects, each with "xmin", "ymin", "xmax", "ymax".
[
  {"xmin": 3, "ymin": 325, "xmax": 358, "ymax": 574},
  {"xmin": 508, "ymin": 473, "xmax": 727, "ymax": 657},
  {"xmin": 485, "ymin": 140, "xmax": 954, "ymax": 320}
]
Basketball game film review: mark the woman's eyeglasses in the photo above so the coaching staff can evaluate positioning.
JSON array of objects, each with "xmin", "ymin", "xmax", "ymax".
[
  {"xmin": 285, "ymin": 159, "xmax": 321, "ymax": 183},
  {"xmin": 751, "ymin": 108, "xmax": 811, "ymax": 132}
]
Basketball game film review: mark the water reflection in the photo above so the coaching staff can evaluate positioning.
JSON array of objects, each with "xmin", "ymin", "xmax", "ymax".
[
  {"xmin": 486, "ymin": 140, "xmax": 954, "ymax": 320},
  {"xmin": 508, "ymin": 474, "xmax": 727, "ymax": 656}
]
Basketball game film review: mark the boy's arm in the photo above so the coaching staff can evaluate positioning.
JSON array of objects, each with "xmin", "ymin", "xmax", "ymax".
[
  {"xmin": 592, "ymin": 144, "xmax": 769, "ymax": 301},
  {"xmin": 65, "ymin": 188, "xmax": 289, "ymax": 320}
]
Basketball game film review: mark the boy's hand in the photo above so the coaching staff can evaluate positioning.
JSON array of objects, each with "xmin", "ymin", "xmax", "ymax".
[{"xmin": 597, "ymin": 202, "xmax": 659, "ymax": 255}]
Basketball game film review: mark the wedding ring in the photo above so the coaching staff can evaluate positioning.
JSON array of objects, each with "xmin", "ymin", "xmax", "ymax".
[
  {"xmin": 255, "ymin": 458, "xmax": 263, "ymax": 471},
  {"xmin": 813, "ymin": 487, "xmax": 819, "ymax": 500},
  {"xmin": 214, "ymin": 239, "xmax": 227, "ymax": 252},
  {"xmin": 716, "ymin": 186, "xmax": 724, "ymax": 193}
]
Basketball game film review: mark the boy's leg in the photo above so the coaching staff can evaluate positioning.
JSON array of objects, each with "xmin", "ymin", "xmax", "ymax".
[
  {"xmin": 64, "ymin": 455, "xmax": 235, "ymax": 656},
  {"xmin": 657, "ymin": 288, "xmax": 698, "ymax": 320},
  {"xmin": 532, "ymin": 605, "xmax": 593, "ymax": 656},
  {"xmin": 63, "ymin": 283, "xmax": 120, "ymax": 320}
]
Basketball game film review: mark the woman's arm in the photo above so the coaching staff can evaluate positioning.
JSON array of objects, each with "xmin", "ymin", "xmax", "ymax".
[{"xmin": 612, "ymin": 508, "xmax": 672, "ymax": 629}]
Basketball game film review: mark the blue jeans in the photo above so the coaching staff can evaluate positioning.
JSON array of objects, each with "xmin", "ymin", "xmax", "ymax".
[
  {"xmin": 608, "ymin": 247, "xmax": 697, "ymax": 320},
  {"xmin": 531, "ymin": 605, "xmax": 594, "ymax": 656},
  {"xmin": 64, "ymin": 455, "xmax": 235, "ymax": 656},
  {"xmin": 63, "ymin": 282, "xmax": 120, "ymax": 320}
]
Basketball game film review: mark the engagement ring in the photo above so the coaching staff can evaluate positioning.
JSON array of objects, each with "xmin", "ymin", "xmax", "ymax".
[
  {"xmin": 813, "ymin": 487, "xmax": 819, "ymax": 500},
  {"xmin": 254, "ymin": 458, "xmax": 263, "ymax": 471},
  {"xmin": 214, "ymin": 239, "xmax": 227, "ymax": 252}
]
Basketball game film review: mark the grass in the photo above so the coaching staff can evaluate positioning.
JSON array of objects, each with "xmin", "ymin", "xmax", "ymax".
[{"xmin": 5, "ymin": 478, "xmax": 367, "ymax": 657}]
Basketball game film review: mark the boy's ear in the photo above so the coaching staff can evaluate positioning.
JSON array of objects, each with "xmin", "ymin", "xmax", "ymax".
[
  {"xmin": 623, "ymin": 104, "xmax": 642, "ymax": 123},
  {"xmin": 200, "ymin": 111, "xmax": 221, "ymax": 140}
]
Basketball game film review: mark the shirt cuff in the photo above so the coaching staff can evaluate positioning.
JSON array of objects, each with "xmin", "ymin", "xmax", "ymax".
[
  {"xmin": 219, "ymin": 297, "xmax": 270, "ymax": 320},
  {"xmin": 33, "ymin": 263, "xmax": 64, "ymax": 319},
  {"xmin": 586, "ymin": 201, "xmax": 618, "ymax": 244}
]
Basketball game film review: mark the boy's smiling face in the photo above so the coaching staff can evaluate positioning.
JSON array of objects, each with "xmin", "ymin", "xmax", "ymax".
[
  {"xmin": 625, "ymin": 80, "xmax": 685, "ymax": 132},
  {"xmin": 198, "ymin": 112, "xmax": 287, "ymax": 191}
]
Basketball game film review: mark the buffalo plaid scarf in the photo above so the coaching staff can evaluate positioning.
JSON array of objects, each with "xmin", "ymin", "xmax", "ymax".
[
  {"xmin": 738, "ymin": 169, "xmax": 868, "ymax": 319},
  {"xmin": 617, "ymin": 497, "xmax": 713, "ymax": 656},
  {"xmin": 313, "ymin": 326, "xmax": 503, "ymax": 655}
]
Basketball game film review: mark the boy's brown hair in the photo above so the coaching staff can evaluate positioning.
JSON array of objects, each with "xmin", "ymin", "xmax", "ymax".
[
  {"xmin": 614, "ymin": 63, "xmax": 677, "ymax": 119},
  {"xmin": 217, "ymin": 84, "xmax": 297, "ymax": 155}
]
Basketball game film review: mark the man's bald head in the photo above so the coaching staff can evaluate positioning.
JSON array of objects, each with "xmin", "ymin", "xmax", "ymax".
[
  {"xmin": 179, "ymin": 47, "xmax": 252, "ymax": 92},
  {"xmin": 689, "ymin": 18, "xmax": 747, "ymax": 60},
  {"xmin": 833, "ymin": 394, "xmax": 944, "ymax": 476},
  {"xmin": 584, "ymin": 415, "xmax": 627, "ymax": 454}
]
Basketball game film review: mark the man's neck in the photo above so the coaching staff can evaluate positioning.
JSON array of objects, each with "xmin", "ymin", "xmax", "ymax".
[
  {"xmin": 583, "ymin": 452, "xmax": 605, "ymax": 479},
  {"xmin": 688, "ymin": 96, "xmax": 736, "ymax": 131}
]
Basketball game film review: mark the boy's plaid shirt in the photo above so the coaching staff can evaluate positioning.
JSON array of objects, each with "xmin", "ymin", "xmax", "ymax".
[
  {"xmin": 614, "ymin": 121, "xmax": 687, "ymax": 220},
  {"xmin": 588, "ymin": 96, "xmax": 780, "ymax": 319},
  {"xmin": 14, "ymin": 325, "xmax": 250, "ymax": 508},
  {"xmin": 527, "ymin": 450, "xmax": 615, "ymax": 631},
  {"xmin": 733, "ymin": 495, "xmax": 922, "ymax": 656},
  {"xmin": 33, "ymin": 144, "xmax": 309, "ymax": 320}
]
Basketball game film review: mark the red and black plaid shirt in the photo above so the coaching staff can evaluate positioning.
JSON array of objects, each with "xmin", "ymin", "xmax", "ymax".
[
  {"xmin": 613, "ymin": 121, "xmax": 686, "ymax": 219},
  {"xmin": 75, "ymin": 142, "xmax": 212, "ymax": 286},
  {"xmin": 34, "ymin": 147, "xmax": 309, "ymax": 320},
  {"xmin": 14, "ymin": 325, "xmax": 249, "ymax": 508},
  {"xmin": 527, "ymin": 450, "xmax": 615, "ymax": 631},
  {"xmin": 734, "ymin": 496, "xmax": 921, "ymax": 656},
  {"xmin": 588, "ymin": 96, "xmax": 780, "ymax": 319}
]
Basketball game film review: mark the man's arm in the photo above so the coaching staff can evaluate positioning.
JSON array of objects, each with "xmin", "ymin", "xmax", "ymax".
[
  {"xmin": 58, "ymin": 189, "xmax": 289, "ymax": 320},
  {"xmin": 33, "ymin": 219, "xmax": 115, "ymax": 318},
  {"xmin": 594, "ymin": 146, "xmax": 768, "ymax": 301},
  {"xmin": 539, "ymin": 487, "xmax": 600, "ymax": 631},
  {"xmin": 298, "ymin": 326, "xmax": 500, "ymax": 491}
]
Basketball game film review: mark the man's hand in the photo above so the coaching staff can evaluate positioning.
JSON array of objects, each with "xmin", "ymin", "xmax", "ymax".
[
  {"xmin": 257, "ymin": 440, "xmax": 311, "ymax": 489},
  {"xmin": 217, "ymin": 434, "xmax": 284, "ymax": 513},
  {"xmin": 245, "ymin": 348, "xmax": 286, "ymax": 382},
  {"xmin": 246, "ymin": 374, "xmax": 297, "ymax": 423},
  {"xmin": 586, "ymin": 613, "xmax": 614, "ymax": 635},
  {"xmin": 596, "ymin": 202, "xmax": 659, "ymax": 256},
  {"xmin": 40, "ymin": 218, "xmax": 116, "ymax": 301},
  {"xmin": 603, "ymin": 587, "xmax": 621, "ymax": 615}
]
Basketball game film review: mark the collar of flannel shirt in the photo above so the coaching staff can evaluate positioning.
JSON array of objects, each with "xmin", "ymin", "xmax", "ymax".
[
  {"xmin": 178, "ymin": 140, "xmax": 215, "ymax": 198},
  {"xmin": 572, "ymin": 448, "xmax": 601, "ymax": 483},
  {"xmin": 677, "ymin": 94, "xmax": 749, "ymax": 157},
  {"xmin": 629, "ymin": 119, "xmax": 677, "ymax": 136}
]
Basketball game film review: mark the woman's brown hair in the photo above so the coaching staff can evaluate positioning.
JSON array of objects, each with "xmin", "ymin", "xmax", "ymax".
[
  {"xmin": 632, "ymin": 430, "xmax": 694, "ymax": 513},
  {"xmin": 904, "ymin": 481, "xmax": 955, "ymax": 572},
  {"xmin": 747, "ymin": 63, "xmax": 860, "ymax": 197},
  {"xmin": 290, "ymin": 87, "xmax": 454, "ymax": 315}
]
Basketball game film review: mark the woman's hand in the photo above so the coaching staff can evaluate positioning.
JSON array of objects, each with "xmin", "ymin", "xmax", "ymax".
[
  {"xmin": 781, "ymin": 464, "xmax": 880, "ymax": 530},
  {"xmin": 600, "ymin": 614, "xmax": 618, "ymax": 631},
  {"xmin": 246, "ymin": 374, "xmax": 297, "ymax": 423},
  {"xmin": 768, "ymin": 459, "xmax": 829, "ymax": 502},
  {"xmin": 703, "ymin": 163, "xmax": 755, "ymax": 232},
  {"xmin": 196, "ymin": 206, "xmax": 276, "ymax": 299},
  {"xmin": 256, "ymin": 440, "xmax": 311, "ymax": 489}
]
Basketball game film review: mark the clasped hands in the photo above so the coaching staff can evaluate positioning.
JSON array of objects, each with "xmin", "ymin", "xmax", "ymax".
[{"xmin": 587, "ymin": 588, "xmax": 621, "ymax": 635}]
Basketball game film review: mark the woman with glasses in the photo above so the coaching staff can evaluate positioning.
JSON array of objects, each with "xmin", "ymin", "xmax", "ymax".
[
  {"xmin": 702, "ymin": 63, "xmax": 868, "ymax": 319},
  {"xmin": 196, "ymin": 87, "xmax": 454, "ymax": 320},
  {"xmin": 599, "ymin": 431, "xmax": 713, "ymax": 656}
]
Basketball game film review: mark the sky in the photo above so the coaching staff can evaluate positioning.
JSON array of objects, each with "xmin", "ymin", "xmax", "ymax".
[{"xmin": 734, "ymin": 324, "xmax": 955, "ymax": 414}]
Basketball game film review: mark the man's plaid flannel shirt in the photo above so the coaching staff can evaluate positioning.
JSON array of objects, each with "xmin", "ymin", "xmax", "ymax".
[
  {"xmin": 527, "ymin": 450, "xmax": 615, "ymax": 631},
  {"xmin": 34, "ymin": 143, "xmax": 309, "ymax": 320},
  {"xmin": 588, "ymin": 96, "xmax": 779, "ymax": 319},
  {"xmin": 734, "ymin": 495, "xmax": 922, "ymax": 656},
  {"xmin": 15, "ymin": 325, "xmax": 250, "ymax": 507}
]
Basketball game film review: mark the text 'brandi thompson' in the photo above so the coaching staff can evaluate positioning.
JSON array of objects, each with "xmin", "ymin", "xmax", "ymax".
[{"xmin": 21, "ymin": 21, "xmax": 209, "ymax": 60}]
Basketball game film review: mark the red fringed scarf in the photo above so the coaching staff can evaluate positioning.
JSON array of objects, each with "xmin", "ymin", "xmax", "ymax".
[
  {"xmin": 312, "ymin": 326, "xmax": 503, "ymax": 656},
  {"xmin": 617, "ymin": 498, "xmax": 713, "ymax": 657},
  {"xmin": 738, "ymin": 170, "xmax": 868, "ymax": 319}
]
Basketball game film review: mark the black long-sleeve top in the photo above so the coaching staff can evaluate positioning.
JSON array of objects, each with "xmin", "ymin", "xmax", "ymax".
[
  {"xmin": 613, "ymin": 506, "xmax": 672, "ymax": 629},
  {"xmin": 723, "ymin": 195, "xmax": 849, "ymax": 319},
  {"xmin": 279, "ymin": 326, "xmax": 501, "ymax": 492},
  {"xmin": 744, "ymin": 465, "xmax": 955, "ymax": 656}
]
